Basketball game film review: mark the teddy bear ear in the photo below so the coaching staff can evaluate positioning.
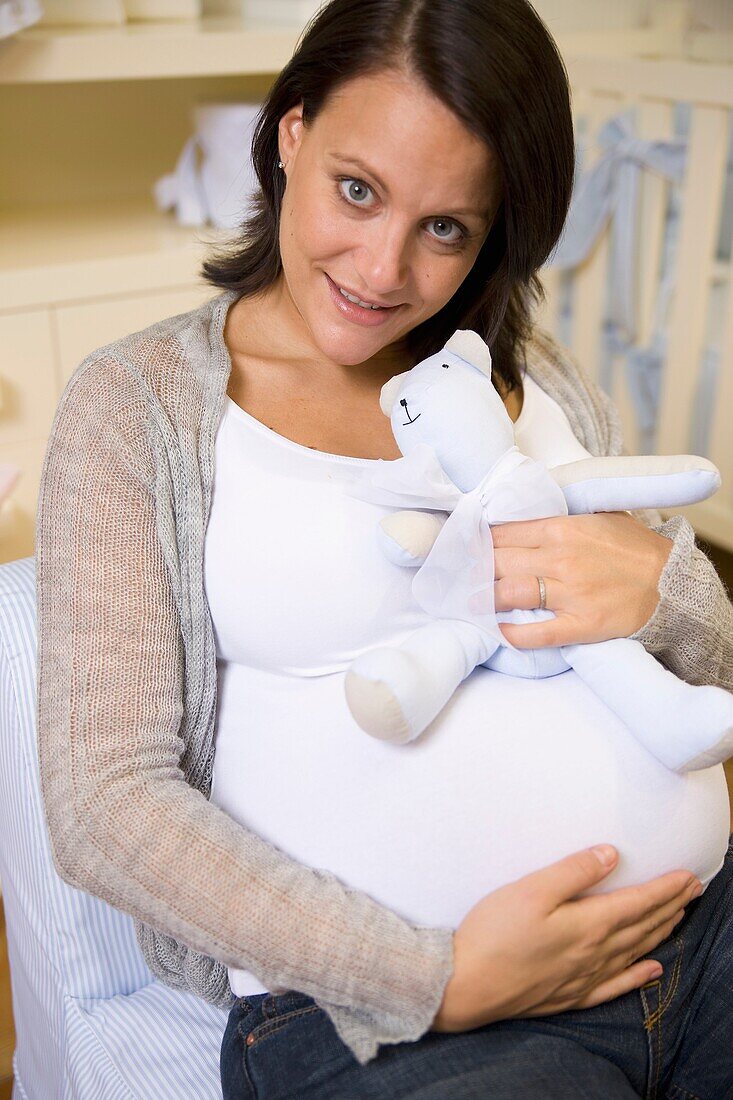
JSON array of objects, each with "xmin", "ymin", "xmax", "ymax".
[
  {"xmin": 379, "ymin": 374, "xmax": 405, "ymax": 416},
  {"xmin": 444, "ymin": 330, "xmax": 493, "ymax": 379}
]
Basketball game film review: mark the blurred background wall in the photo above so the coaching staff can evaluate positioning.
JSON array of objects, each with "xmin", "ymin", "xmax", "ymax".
[{"xmin": 0, "ymin": 0, "xmax": 732, "ymax": 565}]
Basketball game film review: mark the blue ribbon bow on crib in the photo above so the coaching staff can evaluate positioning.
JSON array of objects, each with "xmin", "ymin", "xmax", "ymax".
[{"xmin": 547, "ymin": 110, "xmax": 688, "ymax": 452}]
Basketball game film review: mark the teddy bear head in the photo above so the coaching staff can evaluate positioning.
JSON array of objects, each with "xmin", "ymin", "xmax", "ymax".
[{"xmin": 378, "ymin": 329, "xmax": 516, "ymax": 492}]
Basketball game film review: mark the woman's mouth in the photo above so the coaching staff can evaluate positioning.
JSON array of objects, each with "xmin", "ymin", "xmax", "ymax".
[{"xmin": 325, "ymin": 274, "xmax": 402, "ymax": 327}]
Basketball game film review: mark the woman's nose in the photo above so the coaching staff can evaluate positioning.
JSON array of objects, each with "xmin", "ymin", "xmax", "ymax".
[{"xmin": 356, "ymin": 221, "xmax": 411, "ymax": 300}]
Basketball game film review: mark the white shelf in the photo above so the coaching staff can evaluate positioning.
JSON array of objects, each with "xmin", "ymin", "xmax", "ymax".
[
  {"xmin": 564, "ymin": 54, "xmax": 733, "ymax": 106},
  {"xmin": 0, "ymin": 196, "xmax": 232, "ymax": 309},
  {"xmin": 0, "ymin": 14, "xmax": 302, "ymax": 83}
]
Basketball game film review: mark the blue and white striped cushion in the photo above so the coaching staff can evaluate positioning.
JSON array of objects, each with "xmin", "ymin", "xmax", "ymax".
[{"xmin": 0, "ymin": 557, "xmax": 226, "ymax": 1099}]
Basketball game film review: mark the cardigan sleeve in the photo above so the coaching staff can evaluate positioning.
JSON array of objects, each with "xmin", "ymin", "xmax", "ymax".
[
  {"xmin": 627, "ymin": 513, "xmax": 733, "ymax": 692},
  {"xmin": 577, "ymin": 354, "xmax": 733, "ymax": 692},
  {"xmin": 36, "ymin": 355, "xmax": 454, "ymax": 1066}
]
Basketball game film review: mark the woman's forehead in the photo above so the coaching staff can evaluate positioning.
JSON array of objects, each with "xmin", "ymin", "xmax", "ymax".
[
  {"xmin": 311, "ymin": 76, "xmax": 496, "ymax": 213},
  {"xmin": 319, "ymin": 70, "xmax": 489, "ymax": 156}
]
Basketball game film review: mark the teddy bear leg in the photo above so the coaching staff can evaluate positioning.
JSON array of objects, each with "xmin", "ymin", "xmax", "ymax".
[
  {"xmin": 345, "ymin": 619, "xmax": 497, "ymax": 745},
  {"xmin": 561, "ymin": 637, "xmax": 733, "ymax": 773}
]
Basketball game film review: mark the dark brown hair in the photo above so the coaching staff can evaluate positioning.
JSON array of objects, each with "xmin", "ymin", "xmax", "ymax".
[{"xmin": 200, "ymin": 0, "xmax": 574, "ymax": 393}]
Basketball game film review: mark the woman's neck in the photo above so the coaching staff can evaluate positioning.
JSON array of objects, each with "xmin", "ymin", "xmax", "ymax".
[{"xmin": 224, "ymin": 289, "xmax": 523, "ymax": 424}]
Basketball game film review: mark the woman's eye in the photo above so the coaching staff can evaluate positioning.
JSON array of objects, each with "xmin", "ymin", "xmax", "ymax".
[
  {"xmin": 338, "ymin": 177, "xmax": 373, "ymax": 206},
  {"xmin": 336, "ymin": 178, "xmax": 467, "ymax": 247},
  {"xmin": 426, "ymin": 217, "xmax": 465, "ymax": 246}
]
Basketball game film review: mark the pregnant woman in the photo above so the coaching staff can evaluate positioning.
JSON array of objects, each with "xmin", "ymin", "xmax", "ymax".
[{"xmin": 36, "ymin": 0, "xmax": 733, "ymax": 1096}]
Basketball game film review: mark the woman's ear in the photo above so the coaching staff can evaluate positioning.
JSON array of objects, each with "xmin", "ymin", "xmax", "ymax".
[{"xmin": 277, "ymin": 102, "xmax": 305, "ymax": 166}]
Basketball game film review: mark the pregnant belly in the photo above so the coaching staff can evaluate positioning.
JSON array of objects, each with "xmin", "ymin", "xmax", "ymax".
[{"xmin": 211, "ymin": 662, "xmax": 731, "ymax": 932}]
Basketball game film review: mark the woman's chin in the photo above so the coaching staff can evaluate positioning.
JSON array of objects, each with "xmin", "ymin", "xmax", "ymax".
[{"xmin": 308, "ymin": 326, "xmax": 392, "ymax": 366}]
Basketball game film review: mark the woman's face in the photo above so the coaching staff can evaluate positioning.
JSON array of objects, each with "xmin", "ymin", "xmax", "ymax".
[{"xmin": 274, "ymin": 67, "xmax": 499, "ymax": 374}]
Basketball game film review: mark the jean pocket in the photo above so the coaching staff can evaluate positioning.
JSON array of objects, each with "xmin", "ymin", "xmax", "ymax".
[
  {"xmin": 243, "ymin": 1003, "xmax": 322, "ymax": 1048},
  {"xmin": 639, "ymin": 932, "xmax": 686, "ymax": 1100}
]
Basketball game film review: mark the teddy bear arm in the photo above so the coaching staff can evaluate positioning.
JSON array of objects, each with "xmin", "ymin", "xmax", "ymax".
[
  {"xmin": 549, "ymin": 453, "xmax": 721, "ymax": 515},
  {"xmin": 377, "ymin": 509, "xmax": 448, "ymax": 567}
]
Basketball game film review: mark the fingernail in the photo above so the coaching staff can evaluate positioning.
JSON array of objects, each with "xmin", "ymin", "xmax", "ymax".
[
  {"xmin": 592, "ymin": 845, "xmax": 616, "ymax": 866},
  {"xmin": 691, "ymin": 883, "xmax": 703, "ymax": 898}
]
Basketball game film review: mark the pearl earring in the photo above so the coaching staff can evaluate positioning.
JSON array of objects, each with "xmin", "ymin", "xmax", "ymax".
[{"xmin": 278, "ymin": 160, "xmax": 284, "ymax": 169}]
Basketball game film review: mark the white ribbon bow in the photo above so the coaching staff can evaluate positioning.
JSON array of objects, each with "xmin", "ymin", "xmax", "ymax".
[
  {"xmin": 549, "ymin": 110, "xmax": 687, "ymax": 343},
  {"xmin": 343, "ymin": 443, "xmax": 568, "ymax": 652},
  {"xmin": 548, "ymin": 110, "xmax": 688, "ymax": 451}
]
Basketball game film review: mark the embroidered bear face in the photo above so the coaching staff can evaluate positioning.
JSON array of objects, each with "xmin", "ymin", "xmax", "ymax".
[{"xmin": 378, "ymin": 330, "xmax": 515, "ymax": 492}]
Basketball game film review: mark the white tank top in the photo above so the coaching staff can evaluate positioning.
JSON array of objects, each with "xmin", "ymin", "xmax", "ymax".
[{"xmin": 204, "ymin": 375, "xmax": 730, "ymax": 996}]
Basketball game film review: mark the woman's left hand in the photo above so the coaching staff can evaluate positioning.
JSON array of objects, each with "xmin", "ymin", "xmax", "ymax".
[{"xmin": 490, "ymin": 512, "xmax": 673, "ymax": 648}]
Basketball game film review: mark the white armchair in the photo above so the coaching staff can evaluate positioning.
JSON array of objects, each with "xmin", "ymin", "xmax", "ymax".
[{"xmin": 0, "ymin": 557, "xmax": 227, "ymax": 1099}]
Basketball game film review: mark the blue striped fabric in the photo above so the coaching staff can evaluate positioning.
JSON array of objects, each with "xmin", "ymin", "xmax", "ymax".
[{"xmin": 0, "ymin": 557, "xmax": 227, "ymax": 1099}]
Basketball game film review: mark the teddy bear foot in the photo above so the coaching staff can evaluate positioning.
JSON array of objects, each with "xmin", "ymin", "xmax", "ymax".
[
  {"xmin": 345, "ymin": 670, "xmax": 413, "ymax": 744},
  {"xmin": 679, "ymin": 720, "xmax": 733, "ymax": 772},
  {"xmin": 345, "ymin": 648, "xmax": 432, "ymax": 745}
]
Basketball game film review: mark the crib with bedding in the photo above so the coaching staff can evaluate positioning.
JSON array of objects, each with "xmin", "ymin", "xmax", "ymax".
[{"xmin": 537, "ymin": 53, "xmax": 733, "ymax": 553}]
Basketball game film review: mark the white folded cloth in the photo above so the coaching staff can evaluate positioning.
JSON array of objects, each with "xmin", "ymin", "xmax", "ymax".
[
  {"xmin": 153, "ymin": 102, "xmax": 262, "ymax": 228},
  {"xmin": 0, "ymin": 0, "xmax": 43, "ymax": 38}
]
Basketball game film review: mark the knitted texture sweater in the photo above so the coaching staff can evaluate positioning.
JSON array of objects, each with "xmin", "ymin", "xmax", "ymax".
[{"xmin": 35, "ymin": 287, "xmax": 733, "ymax": 1066}]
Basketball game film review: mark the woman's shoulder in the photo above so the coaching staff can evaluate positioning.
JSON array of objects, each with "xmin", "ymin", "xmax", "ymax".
[
  {"xmin": 48, "ymin": 293, "xmax": 228, "ymax": 486},
  {"xmin": 60, "ymin": 293, "xmax": 226, "ymax": 423},
  {"xmin": 522, "ymin": 326, "xmax": 623, "ymax": 458}
]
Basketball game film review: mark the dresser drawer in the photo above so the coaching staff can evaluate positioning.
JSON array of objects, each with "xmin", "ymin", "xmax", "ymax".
[
  {"xmin": 0, "ymin": 437, "xmax": 48, "ymax": 564},
  {"xmin": 0, "ymin": 310, "xmax": 58, "ymax": 446}
]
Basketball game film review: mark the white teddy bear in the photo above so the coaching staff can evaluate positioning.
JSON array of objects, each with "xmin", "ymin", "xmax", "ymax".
[{"xmin": 342, "ymin": 329, "xmax": 733, "ymax": 774}]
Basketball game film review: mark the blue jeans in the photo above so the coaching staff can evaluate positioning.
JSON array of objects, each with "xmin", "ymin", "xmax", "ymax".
[{"xmin": 221, "ymin": 833, "xmax": 733, "ymax": 1099}]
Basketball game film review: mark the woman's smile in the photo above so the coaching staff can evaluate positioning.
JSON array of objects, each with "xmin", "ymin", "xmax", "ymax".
[{"xmin": 324, "ymin": 272, "xmax": 404, "ymax": 328}]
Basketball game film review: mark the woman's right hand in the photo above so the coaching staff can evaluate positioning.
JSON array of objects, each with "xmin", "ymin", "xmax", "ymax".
[{"xmin": 431, "ymin": 845, "xmax": 703, "ymax": 1033}]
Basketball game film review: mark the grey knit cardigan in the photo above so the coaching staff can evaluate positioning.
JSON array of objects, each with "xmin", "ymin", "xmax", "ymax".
[{"xmin": 35, "ymin": 288, "xmax": 733, "ymax": 1066}]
